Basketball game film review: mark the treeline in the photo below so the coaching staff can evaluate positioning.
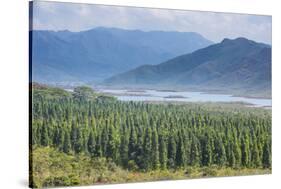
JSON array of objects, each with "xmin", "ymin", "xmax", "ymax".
[{"xmin": 31, "ymin": 85, "xmax": 272, "ymax": 172}]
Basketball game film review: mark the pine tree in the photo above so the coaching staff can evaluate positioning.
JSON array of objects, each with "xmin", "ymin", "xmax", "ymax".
[
  {"xmin": 120, "ymin": 134, "xmax": 129, "ymax": 167},
  {"xmin": 226, "ymin": 141, "xmax": 236, "ymax": 168},
  {"xmin": 106, "ymin": 125, "xmax": 119, "ymax": 162},
  {"xmin": 190, "ymin": 135, "xmax": 200, "ymax": 166},
  {"xmin": 167, "ymin": 134, "xmax": 177, "ymax": 168},
  {"xmin": 101, "ymin": 126, "xmax": 108, "ymax": 157},
  {"xmin": 62, "ymin": 131, "xmax": 71, "ymax": 154},
  {"xmin": 251, "ymin": 136, "xmax": 261, "ymax": 167},
  {"xmin": 233, "ymin": 135, "xmax": 242, "ymax": 167},
  {"xmin": 175, "ymin": 132, "xmax": 187, "ymax": 168},
  {"xmin": 40, "ymin": 125, "xmax": 49, "ymax": 146},
  {"xmin": 213, "ymin": 135, "xmax": 226, "ymax": 166},
  {"xmin": 152, "ymin": 128, "xmax": 160, "ymax": 169},
  {"xmin": 52, "ymin": 127, "xmax": 60, "ymax": 147},
  {"xmin": 159, "ymin": 134, "xmax": 167, "ymax": 170},
  {"xmin": 135, "ymin": 127, "xmax": 144, "ymax": 169},
  {"xmin": 58, "ymin": 126, "xmax": 65, "ymax": 149},
  {"xmin": 142, "ymin": 127, "xmax": 152, "ymax": 171},
  {"xmin": 70, "ymin": 121, "xmax": 77, "ymax": 151},
  {"xmin": 241, "ymin": 134, "xmax": 250, "ymax": 167},
  {"xmin": 87, "ymin": 130, "xmax": 96, "ymax": 156},
  {"xmin": 95, "ymin": 132, "xmax": 102, "ymax": 157},
  {"xmin": 128, "ymin": 127, "xmax": 137, "ymax": 161},
  {"xmin": 201, "ymin": 132, "xmax": 213, "ymax": 166},
  {"xmin": 74, "ymin": 128, "xmax": 84, "ymax": 153},
  {"xmin": 262, "ymin": 139, "xmax": 271, "ymax": 168}
]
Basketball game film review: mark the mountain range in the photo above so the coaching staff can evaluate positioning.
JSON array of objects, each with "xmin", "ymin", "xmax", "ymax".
[
  {"xmin": 31, "ymin": 27, "xmax": 213, "ymax": 83},
  {"xmin": 104, "ymin": 38, "xmax": 271, "ymax": 97}
]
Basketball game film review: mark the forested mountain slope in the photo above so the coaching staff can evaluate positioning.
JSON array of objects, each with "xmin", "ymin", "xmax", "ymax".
[{"xmin": 105, "ymin": 38, "xmax": 271, "ymax": 97}]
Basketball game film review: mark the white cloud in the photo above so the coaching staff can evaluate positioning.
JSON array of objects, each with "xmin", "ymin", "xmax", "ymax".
[{"xmin": 32, "ymin": 1, "xmax": 272, "ymax": 44}]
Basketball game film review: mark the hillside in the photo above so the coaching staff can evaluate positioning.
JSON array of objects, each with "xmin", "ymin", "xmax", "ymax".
[
  {"xmin": 31, "ymin": 27, "xmax": 212, "ymax": 84},
  {"xmin": 104, "ymin": 38, "xmax": 271, "ymax": 98}
]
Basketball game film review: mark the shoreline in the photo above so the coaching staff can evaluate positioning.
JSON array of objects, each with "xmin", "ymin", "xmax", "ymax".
[
  {"xmin": 61, "ymin": 87, "xmax": 271, "ymax": 108},
  {"xmin": 96, "ymin": 86, "xmax": 271, "ymax": 99}
]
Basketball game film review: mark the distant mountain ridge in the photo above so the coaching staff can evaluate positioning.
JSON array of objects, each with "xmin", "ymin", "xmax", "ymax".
[
  {"xmin": 104, "ymin": 37, "xmax": 271, "ymax": 98},
  {"xmin": 31, "ymin": 27, "xmax": 213, "ymax": 84}
]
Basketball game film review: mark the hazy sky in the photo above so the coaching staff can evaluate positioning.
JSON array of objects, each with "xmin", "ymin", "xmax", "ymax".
[{"xmin": 32, "ymin": 1, "xmax": 272, "ymax": 44}]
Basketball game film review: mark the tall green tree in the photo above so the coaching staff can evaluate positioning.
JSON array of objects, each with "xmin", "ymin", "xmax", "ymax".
[
  {"xmin": 262, "ymin": 139, "xmax": 271, "ymax": 168},
  {"xmin": 152, "ymin": 128, "xmax": 160, "ymax": 169},
  {"xmin": 106, "ymin": 125, "xmax": 119, "ymax": 162},
  {"xmin": 190, "ymin": 135, "xmax": 200, "ymax": 166},
  {"xmin": 159, "ymin": 134, "xmax": 167, "ymax": 170},
  {"xmin": 201, "ymin": 132, "xmax": 213, "ymax": 166},
  {"xmin": 251, "ymin": 136, "xmax": 261, "ymax": 167},
  {"xmin": 74, "ymin": 128, "xmax": 84, "ymax": 153},
  {"xmin": 87, "ymin": 130, "xmax": 95, "ymax": 156},
  {"xmin": 213, "ymin": 135, "xmax": 227, "ymax": 166},
  {"xmin": 175, "ymin": 134, "xmax": 186, "ymax": 168},
  {"xmin": 233, "ymin": 135, "xmax": 242, "ymax": 167},
  {"xmin": 40, "ymin": 125, "xmax": 49, "ymax": 147},
  {"xmin": 167, "ymin": 134, "xmax": 177, "ymax": 168},
  {"xmin": 120, "ymin": 134, "xmax": 129, "ymax": 167},
  {"xmin": 128, "ymin": 127, "xmax": 137, "ymax": 161},
  {"xmin": 62, "ymin": 131, "xmax": 71, "ymax": 154},
  {"xmin": 142, "ymin": 127, "xmax": 152, "ymax": 170}
]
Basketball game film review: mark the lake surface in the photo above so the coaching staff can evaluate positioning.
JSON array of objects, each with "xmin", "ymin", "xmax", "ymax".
[{"xmin": 99, "ymin": 89, "xmax": 271, "ymax": 108}]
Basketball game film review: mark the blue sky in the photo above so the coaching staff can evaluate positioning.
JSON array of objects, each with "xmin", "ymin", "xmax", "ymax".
[{"xmin": 32, "ymin": 1, "xmax": 272, "ymax": 44}]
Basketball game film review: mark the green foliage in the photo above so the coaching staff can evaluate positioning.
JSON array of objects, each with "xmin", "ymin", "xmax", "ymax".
[
  {"xmin": 40, "ymin": 125, "xmax": 49, "ymax": 146},
  {"xmin": 167, "ymin": 134, "xmax": 177, "ymax": 169},
  {"xmin": 213, "ymin": 135, "xmax": 227, "ymax": 166},
  {"xmin": 128, "ymin": 127, "xmax": 137, "ymax": 162},
  {"xmin": 30, "ymin": 147, "xmax": 127, "ymax": 188},
  {"xmin": 62, "ymin": 131, "xmax": 71, "ymax": 154},
  {"xmin": 120, "ymin": 134, "xmax": 129, "ymax": 167},
  {"xmin": 127, "ymin": 160, "xmax": 138, "ymax": 171},
  {"xmin": 241, "ymin": 133, "xmax": 250, "ymax": 167},
  {"xmin": 87, "ymin": 131, "xmax": 95, "ymax": 156},
  {"xmin": 152, "ymin": 128, "xmax": 160, "ymax": 169},
  {"xmin": 201, "ymin": 132, "xmax": 213, "ymax": 166},
  {"xmin": 31, "ymin": 85, "xmax": 272, "ymax": 186},
  {"xmin": 31, "ymin": 83, "xmax": 71, "ymax": 99},
  {"xmin": 30, "ymin": 147, "xmax": 271, "ymax": 188},
  {"xmin": 159, "ymin": 134, "xmax": 168, "ymax": 170},
  {"xmin": 42, "ymin": 175, "xmax": 79, "ymax": 187},
  {"xmin": 262, "ymin": 139, "xmax": 271, "ymax": 168},
  {"xmin": 73, "ymin": 86, "xmax": 96, "ymax": 101},
  {"xmin": 142, "ymin": 127, "xmax": 153, "ymax": 171},
  {"xmin": 190, "ymin": 134, "xmax": 200, "ymax": 167},
  {"xmin": 175, "ymin": 134, "xmax": 186, "ymax": 168}
]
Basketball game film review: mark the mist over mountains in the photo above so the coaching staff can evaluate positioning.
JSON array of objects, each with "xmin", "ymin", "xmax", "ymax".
[
  {"xmin": 31, "ymin": 27, "xmax": 271, "ymax": 97},
  {"xmin": 31, "ymin": 27, "xmax": 212, "ymax": 83},
  {"xmin": 104, "ymin": 38, "xmax": 271, "ymax": 97}
]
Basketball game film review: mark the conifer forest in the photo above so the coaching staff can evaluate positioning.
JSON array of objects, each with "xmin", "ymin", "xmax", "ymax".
[
  {"xmin": 29, "ymin": 2, "xmax": 273, "ymax": 188},
  {"xmin": 30, "ymin": 84, "xmax": 272, "ymax": 187}
]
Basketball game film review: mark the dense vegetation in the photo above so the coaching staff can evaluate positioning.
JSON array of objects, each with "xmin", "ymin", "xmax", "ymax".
[
  {"xmin": 30, "ymin": 147, "xmax": 270, "ymax": 188},
  {"xmin": 30, "ymin": 84, "xmax": 271, "ymax": 187}
]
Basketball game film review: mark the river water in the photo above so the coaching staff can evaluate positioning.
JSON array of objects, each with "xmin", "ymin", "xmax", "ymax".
[{"xmin": 99, "ymin": 89, "xmax": 271, "ymax": 108}]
